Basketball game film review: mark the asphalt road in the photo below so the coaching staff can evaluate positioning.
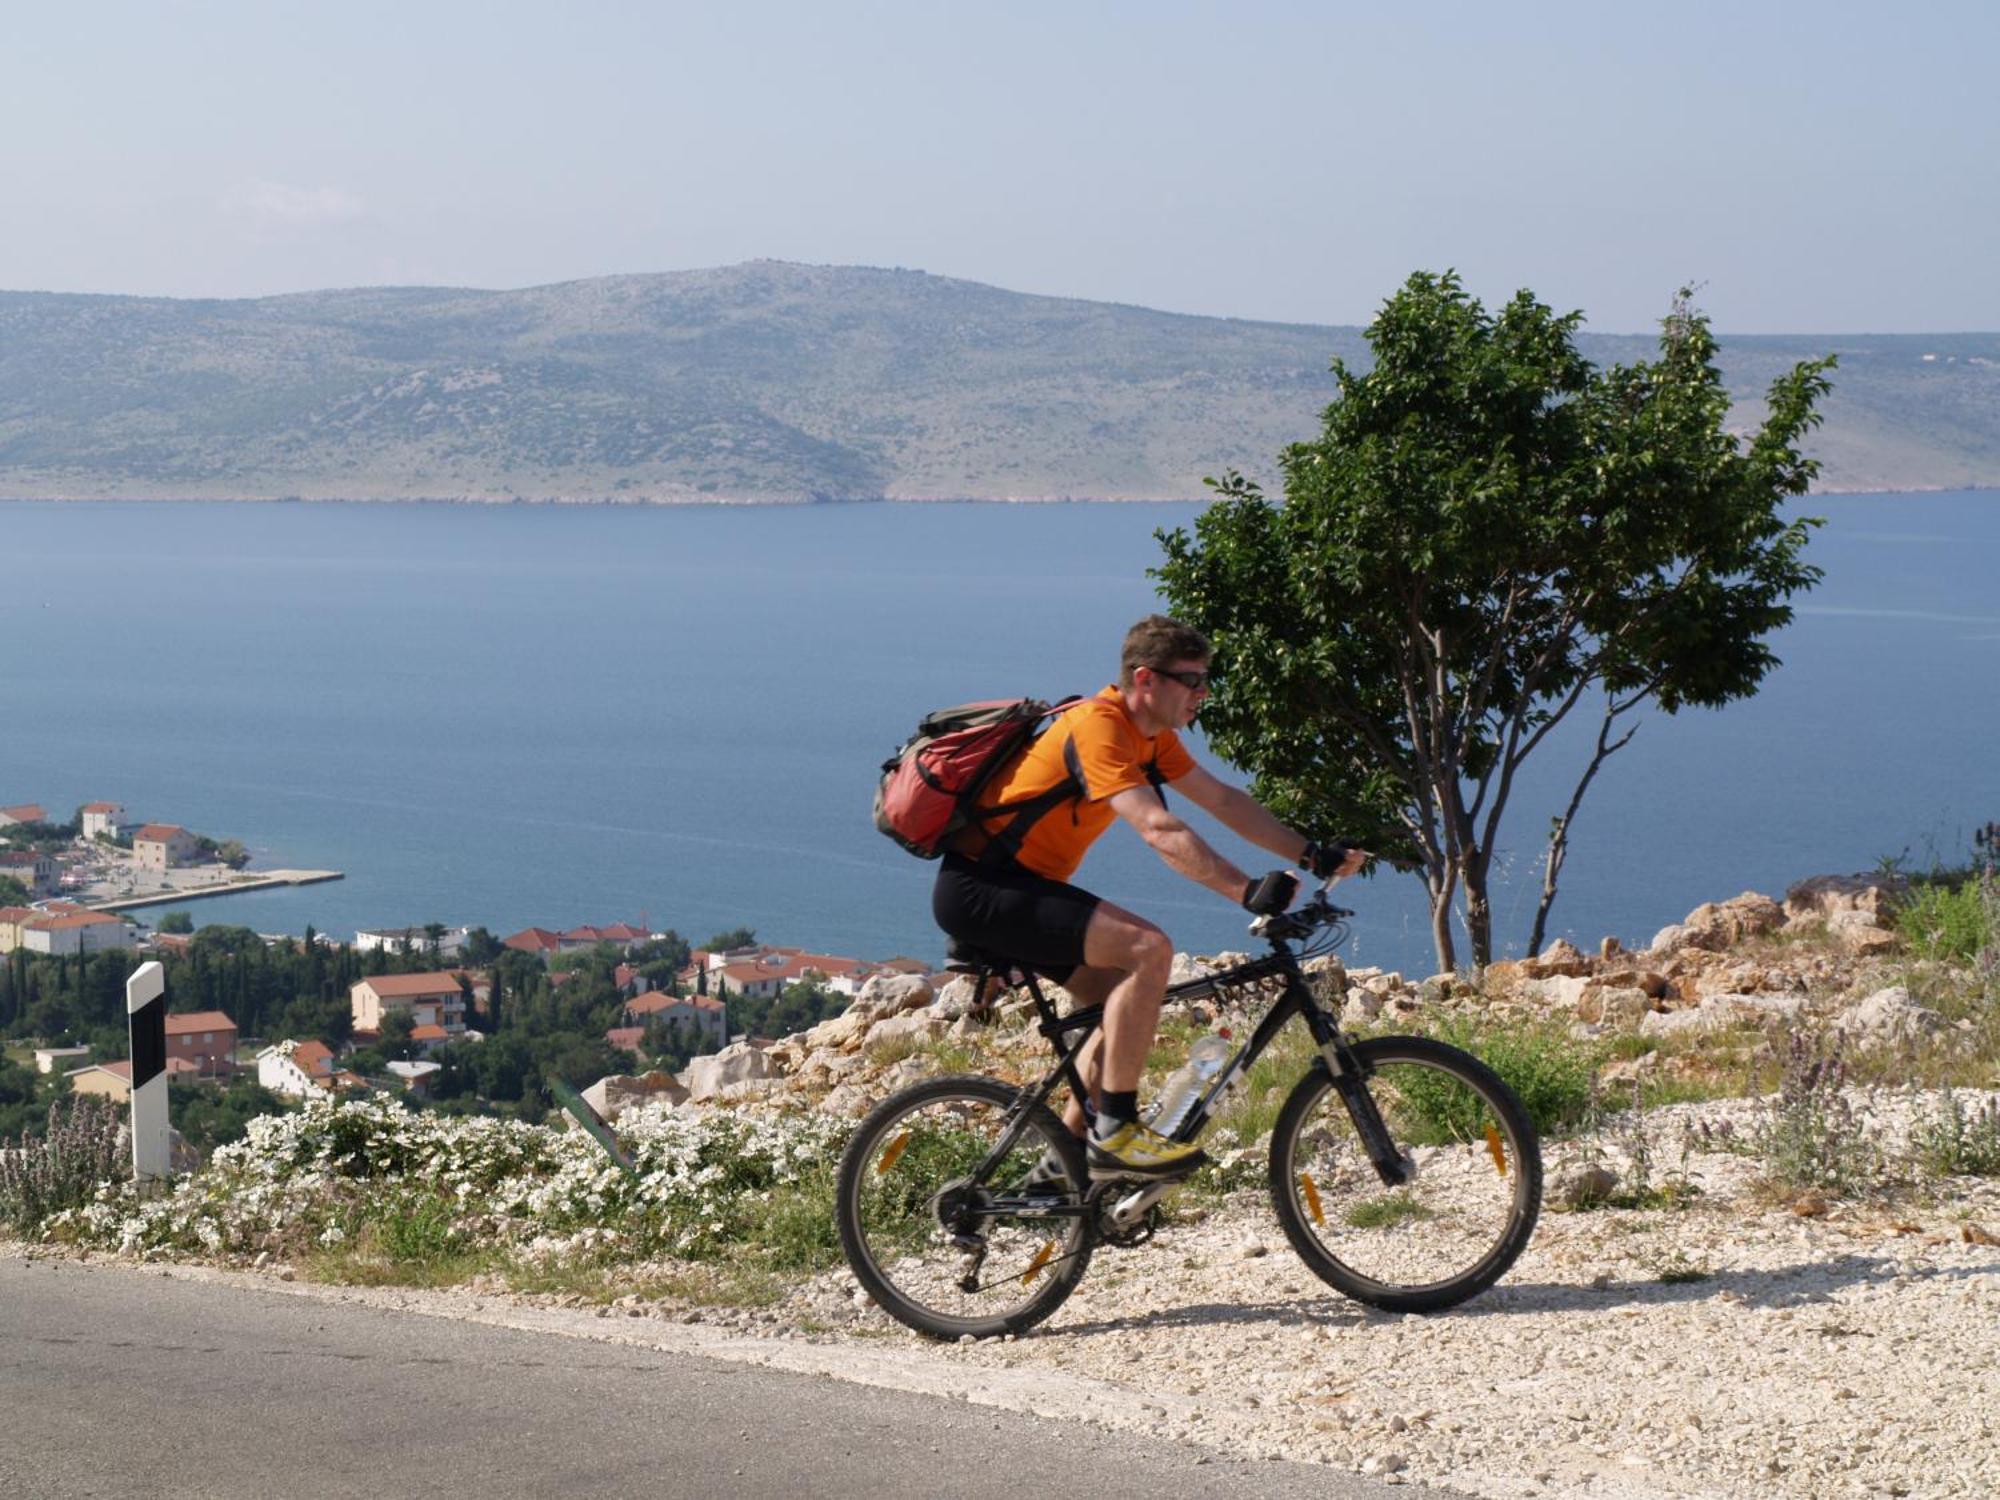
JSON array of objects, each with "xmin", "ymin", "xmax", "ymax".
[{"xmin": 0, "ymin": 1255, "xmax": 1447, "ymax": 1500}]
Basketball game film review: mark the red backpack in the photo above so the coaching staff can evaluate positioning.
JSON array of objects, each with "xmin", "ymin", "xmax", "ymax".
[{"xmin": 872, "ymin": 697, "xmax": 1082, "ymax": 860}]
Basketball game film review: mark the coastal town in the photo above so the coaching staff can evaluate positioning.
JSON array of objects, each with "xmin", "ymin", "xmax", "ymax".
[{"xmin": 1, "ymin": 797, "xmax": 942, "ymax": 1129}]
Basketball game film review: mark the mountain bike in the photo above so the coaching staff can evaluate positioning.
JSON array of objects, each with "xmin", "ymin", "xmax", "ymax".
[{"xmin": 834, "ymin": 876, "xmax": 1542, "ymax": 1339}]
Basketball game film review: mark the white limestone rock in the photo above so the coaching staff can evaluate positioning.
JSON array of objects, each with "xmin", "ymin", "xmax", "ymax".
[
  {"xmin": 684, "ymin": 1041, "xmax": 777, "ymax": 1102},
  {"xmin": 857, "ymin": 972, "xmax": 934, "ymax": 1014},
  {"xmin": 1836, "ymin": 986, "xmax": 1944, "ymax": 1044}
]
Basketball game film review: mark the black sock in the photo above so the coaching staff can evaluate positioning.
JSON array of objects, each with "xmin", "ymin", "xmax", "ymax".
[{"xmin": 1095, "ymin": 1090, "xmax": 1138, "ymax": 1134}]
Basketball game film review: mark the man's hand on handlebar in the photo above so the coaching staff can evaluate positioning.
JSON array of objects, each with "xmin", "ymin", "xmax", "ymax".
[{"xmin": 1300, "ymin": 839, "xmax": 1371, "ymax": 882}]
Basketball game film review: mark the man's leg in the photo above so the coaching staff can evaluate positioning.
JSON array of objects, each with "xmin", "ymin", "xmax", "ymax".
[
  {"xmin": 1075, "ymin": 902, "xmax": 1202, "ymax": 1179},
  {"xmin": 1080, "ymin": 899, "xmax": 1173, "ymax": 1095},
  {"xmin": 1053, "ymin": 964, "xmax": 1119, "ymax": 1137}
]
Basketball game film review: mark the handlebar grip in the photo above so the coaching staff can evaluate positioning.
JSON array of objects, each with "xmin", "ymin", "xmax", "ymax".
[{"xmin": 1242, "ymin": 869, "xmax": 1299, "ymax": 916}]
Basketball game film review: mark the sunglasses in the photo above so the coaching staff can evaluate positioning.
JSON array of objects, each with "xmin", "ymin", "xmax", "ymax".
[{"xmin": 1147, "ymin": 665, "xmax": 1210, "ymax": 691}]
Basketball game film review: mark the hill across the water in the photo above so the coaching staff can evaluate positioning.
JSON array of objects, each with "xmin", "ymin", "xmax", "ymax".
[{"xmin": 2, "ymin": 261, "xmax": 1994, "ymax": 502}]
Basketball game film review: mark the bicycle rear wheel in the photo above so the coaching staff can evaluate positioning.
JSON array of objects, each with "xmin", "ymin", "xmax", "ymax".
[
  {"xmin": 836, "ymin": 1074, "xmax": 1093, "ymax": 1339},
  {"xmin": 1269, "ymin": 1035, "xmax": 1541, "ymax": 1312}
]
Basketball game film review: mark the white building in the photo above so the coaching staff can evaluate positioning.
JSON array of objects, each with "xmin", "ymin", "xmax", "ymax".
[
  {"xmin": 354, "ymin": 924, "xmax": 469, "ymax": 959},
  {"xmin": 19, "ymin": 910, "xmax": 135, "ymax": 956},
  {"xmin": 0, "ymin": 850, "xmax": 56, "ymax": 896},
  {"xmin": 79, "ymin": 802, "xmax": 126, "ymax": 840},
  {"xmin": 132, "ymin": 824, "xmax": 199, "ymax": 872},
  {"xmin": 624, "ymin": 990, "xmax": 728, "ymax": 1046},
  {"xmin": 350, "ymin": 973, "xmax": 468, "ymax": 1035},
  {"xmin": 33, "ymin": 1045, "xmax": 91, "ymax": 1074},
  {"xmin": 256, "ymin": 1039, "xmax": 339, "ymax": 1100},
  {"xmin": 385, "ymin": 1059, "xmax": 442, "ymax": 1094}
]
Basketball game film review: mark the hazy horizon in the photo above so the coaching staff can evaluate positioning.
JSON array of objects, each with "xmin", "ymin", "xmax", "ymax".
[{"xmin": 4, "ymin": 2, "xmax": 1995, "ymax": 337}]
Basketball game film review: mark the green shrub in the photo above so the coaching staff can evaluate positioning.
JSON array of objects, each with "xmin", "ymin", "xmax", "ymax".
[
  {"xmin": 1420, "ymin": 1016, "xmax": 1600, "ymax": 1137},
  {"xmin": 1897, "ymin": 872, "xmax": 1996, "ymax": 964}
]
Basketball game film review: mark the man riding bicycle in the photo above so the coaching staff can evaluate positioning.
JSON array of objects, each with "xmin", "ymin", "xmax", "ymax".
[{"xmin": 933, "ymin": 614, "xmax": 1368, "ymax": 1183}]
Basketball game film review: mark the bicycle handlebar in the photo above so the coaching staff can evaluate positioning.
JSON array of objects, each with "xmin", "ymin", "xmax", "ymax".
[{"xmin": 1248, "ymin": 872, "xmax": 1355, "ymax": 943}]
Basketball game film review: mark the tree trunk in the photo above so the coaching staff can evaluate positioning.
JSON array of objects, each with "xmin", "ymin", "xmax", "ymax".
[
  {"xmin": 1461, "ymin": 864, "xmax": 1494, "ymax": 969},
  {"xmin": 1424, "ymin": 864, "xmax": 1459, "ymax": 972}
]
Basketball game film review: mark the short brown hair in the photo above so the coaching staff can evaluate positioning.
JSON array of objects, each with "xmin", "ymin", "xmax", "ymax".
[{"xmin": 1120, "ymin": 614, "xmax": 1211, "ymax": 687}]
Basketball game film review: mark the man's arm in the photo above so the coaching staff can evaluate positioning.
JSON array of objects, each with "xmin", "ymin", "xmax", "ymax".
[
  {"xmin": 1172, "ymin": 764, "xmax": 1369, "ymax": 877},
  {"xmin": 1107, "ymin": 785, "xmax": 1250, "ymax": 902},
  {"xmin": 1171, "ymin": 764, "xmax": 1308, "ymax": 862}
]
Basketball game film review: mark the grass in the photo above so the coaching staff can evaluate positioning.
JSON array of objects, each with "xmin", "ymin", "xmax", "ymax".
[
  {"xmin": 306, "ymin": 1242, "xmax": 498, "ymax": 1288},
  {"xmin": 1648, "ymin": 1247, "xmax": 1713, "ymax": 1284},
  {"xmin": 506, "ymin": 1259, "xmax": 791, "ymax": 1308},
  {"xmin": 1343, "ymin": 1191, "xmax": 1433, "ymax": 1229}
]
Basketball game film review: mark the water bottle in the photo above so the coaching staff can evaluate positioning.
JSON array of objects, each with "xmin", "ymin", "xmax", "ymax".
[{"xmin": 1145, "ymin": 1032, "xmax": 1232, "ymax": 1136}]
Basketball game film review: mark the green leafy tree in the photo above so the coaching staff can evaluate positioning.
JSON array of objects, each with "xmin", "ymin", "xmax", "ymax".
[
  {"xmin": 0, "ymin": 875, "xmax": 28, "ymax": 906},
  {"xmin": 1156, "ymin": 273, "xmax": 1831, "ymax": 969},
  {"xmin": 462, "ymin": 927, "xmax": 503, "ymax": 965},
  {"xmin": 169, "ymin": 1078, "xmax": 290, "ymax": 1153},
  {"xmin": 157, "ymin": 911, "xmax": 195, "ymax": 935},
  {"xmin": 702, "ymin": 927, "xmax": 756, "ymax": 953}
]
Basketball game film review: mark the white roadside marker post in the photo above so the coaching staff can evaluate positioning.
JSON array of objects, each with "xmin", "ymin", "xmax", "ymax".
[{"xmin": 126, "ymin": 961, "xmax": 171, "ymax": 1181}]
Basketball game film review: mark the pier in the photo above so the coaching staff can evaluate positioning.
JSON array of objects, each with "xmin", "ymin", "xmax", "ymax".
[{"xmin": 89, "ymin": 870, "xmax": 344, "ymax": 913}]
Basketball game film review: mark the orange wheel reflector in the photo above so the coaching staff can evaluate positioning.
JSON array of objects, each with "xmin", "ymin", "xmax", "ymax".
[
  {"xmin": 876, "ymin": 1131, "xmax": 912, "ymax": 1175},
  {"xmin": 1484, "ymin": 1124, "xmax": 1507, "ymax": 1176},
  {"xmin": 1300, "ymin": 1171, "xmax": 1325, "ymax": 1226},
  {"xmin": 1022, "ymin": 1241, "xmax": 1056, "ymax": 1284}
]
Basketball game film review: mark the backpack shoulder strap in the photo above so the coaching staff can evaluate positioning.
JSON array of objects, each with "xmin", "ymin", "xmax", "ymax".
[{"xmin": 972, "ymin": 695, "xmax": 1087, "ymax": 867}]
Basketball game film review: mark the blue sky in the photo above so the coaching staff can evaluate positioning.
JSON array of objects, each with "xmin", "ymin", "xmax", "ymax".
[{"xmin": 5, "ymin": 0, "xmax": 1994, "ymax": 332}]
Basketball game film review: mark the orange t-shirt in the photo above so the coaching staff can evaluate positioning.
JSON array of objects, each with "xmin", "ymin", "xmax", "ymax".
[{"xmin": 957, "ymin": 685, "xmax": 1195, "ymax": 882}]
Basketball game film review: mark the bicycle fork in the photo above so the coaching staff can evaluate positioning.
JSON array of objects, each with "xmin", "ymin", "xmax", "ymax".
[{"xmin": 1305, "ymin": 1005, "xmax": 1414, "ymax": 1189}]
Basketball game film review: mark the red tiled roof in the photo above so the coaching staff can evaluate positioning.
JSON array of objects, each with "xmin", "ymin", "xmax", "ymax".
[
  {"xmin": 358, "ymin": 973, "xmax": 465, "ymax": 999},
  {"xmin": 0, "ymin": 906, "xmax": 40, "ymax": 922},
  {"xmin": 715, "ymin": 951, "xmax": 862, "ymax": 987},
  {"xmin": 27, "ymin": 912, "xmax": 126, "ymax": 931},
  {"xmin": 629, "ymin": 990, "xmax": 723, "ymax": 1016},
  {"xmin": 132, "ymin": 824, "xmax": 187, "ymax": 842},
  {"xmin": 503, "ymin": 927, "xmax": 563, "ymax": 952},
  {"xmin": 81, "ymin": 802, "xmax": 120, "ymax": 814},
  {"xmin": 166, "ymin": 1010, "xmax": 235, "ymax": 1034},
  {"xmin": 605, "ymin": 1026, "xmax": 645, "ymax": 1050},
  {"xmin": 597, "ymin": 923, "xmax": 648, "ymax": 942},
  {"xmin": 1, "ymin": 804, "xmax": 46, "ymax": 822},
  {"xmin": 291, "ymin": 1041, "xmax": 334, "ymax": 1075},
  {"xmin": 409, "ymin": 1023, "xmax": 449, "ymax": 1041}
]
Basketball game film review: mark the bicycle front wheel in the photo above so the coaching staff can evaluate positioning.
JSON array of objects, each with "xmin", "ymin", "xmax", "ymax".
[
  {"xmin": 836, "ymin": 1074, "xmax": 1092, "ymax": 1340},
  {"xmin": 1270, "ymin": 1035, "xmax": 1541, "ymax": 1312}
]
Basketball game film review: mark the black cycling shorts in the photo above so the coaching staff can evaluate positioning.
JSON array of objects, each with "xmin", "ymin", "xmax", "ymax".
[{"xmin": 932, "ymin": 853, "xmax": 1100, "ymax": 983}]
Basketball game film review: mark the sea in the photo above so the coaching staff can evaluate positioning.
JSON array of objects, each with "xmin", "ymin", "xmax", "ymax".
[{"xmin": 1, "ymin": 494, "xmax": 1994, "ymax": 978}]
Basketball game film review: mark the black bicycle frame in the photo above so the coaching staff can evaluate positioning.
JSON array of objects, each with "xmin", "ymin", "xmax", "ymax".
[{"xmin": 957, "ymin": 932, "xmax": 1412, "ymax": 1213}]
